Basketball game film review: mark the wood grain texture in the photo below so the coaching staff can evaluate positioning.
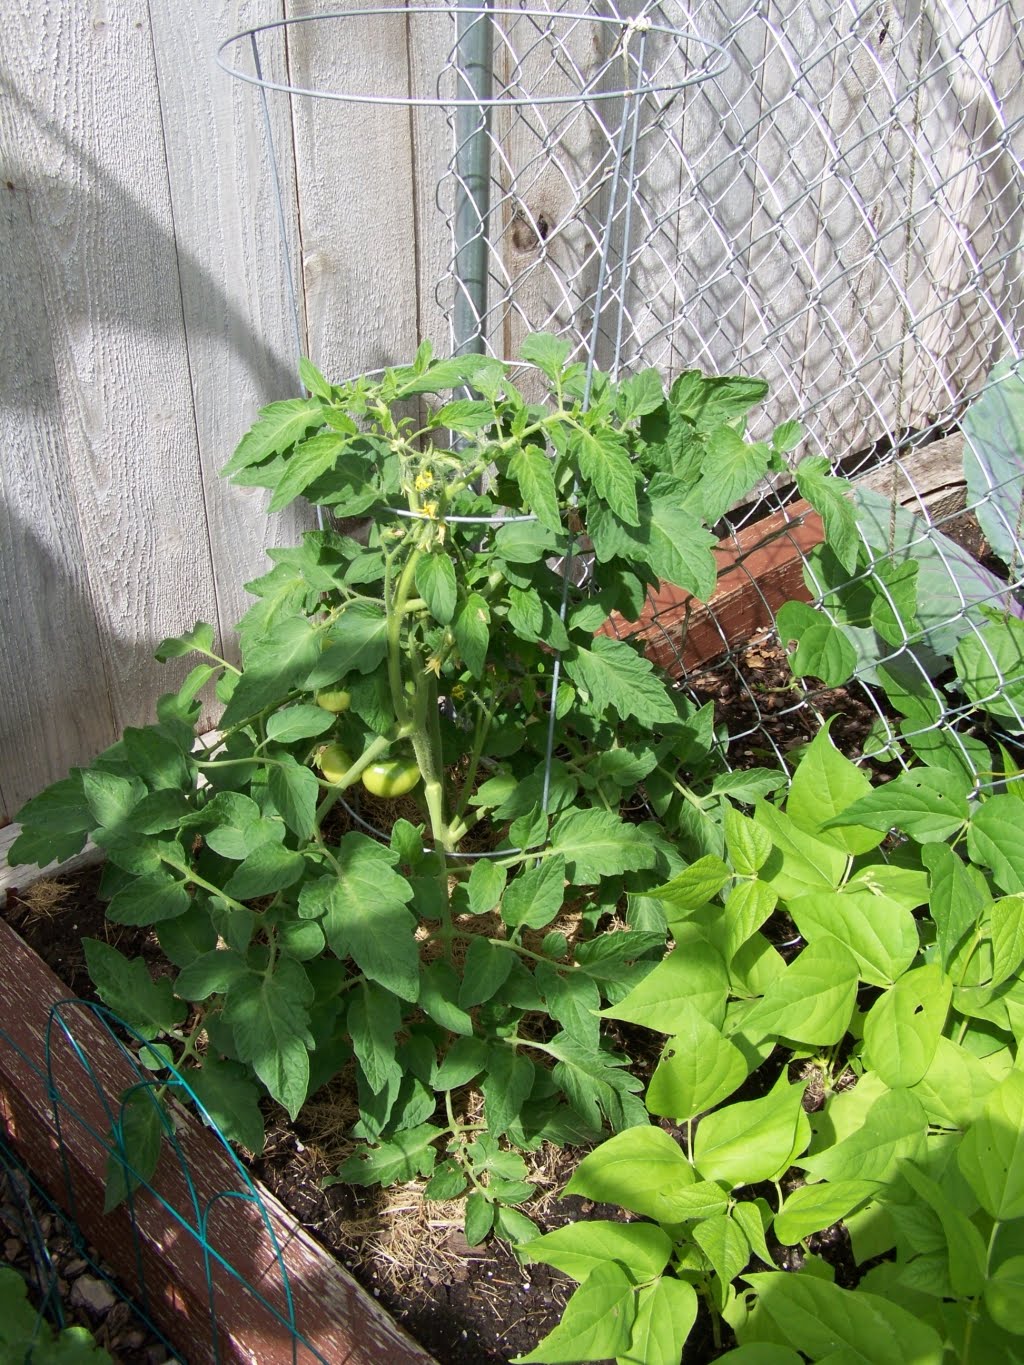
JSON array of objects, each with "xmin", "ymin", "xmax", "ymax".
[
  {"xmin": 0, "ymin": 912, "xmax": 438, "ymax": 1365},
  {"xmin": 284, "ymin": 0, "xmax": 422, "ymax": 379},
  {"xmin": 147, "ymin": 0, "xmax": 314, "ymax": 661},
  {"xmin": 0, "ymin": 5, "xmax": 217, "ymax": 770},
  {"xmin": 0, "ymin": 185, "xmax": 118, "ymax": 818}
]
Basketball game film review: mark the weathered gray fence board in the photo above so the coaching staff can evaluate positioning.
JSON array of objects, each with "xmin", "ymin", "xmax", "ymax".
[
  {"xmin": 147, "ymin": 0, "xmax": 312, "ymax": 651},
  {"xmin": 0, "ymin": 188, "xmax": 117, "ymax": 816}
]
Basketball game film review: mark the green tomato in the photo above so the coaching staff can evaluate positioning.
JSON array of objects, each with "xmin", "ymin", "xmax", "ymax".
[
  {"xmin": 318, "ymin": 742, "xmax": 353, "ymax": 784},
  {"xmin": 361, "ymin": 758, "xmax": 422, "ymax": 799},
  {"xmin": 315, "ymin": 686, "xmax": 351, "ymax": 714}
]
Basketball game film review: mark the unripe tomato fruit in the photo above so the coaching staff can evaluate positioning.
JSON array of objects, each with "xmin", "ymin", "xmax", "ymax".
[
  {"xmin": 318, "ymin": 742, "xmax": 353, "ymax": 784},
  {"xmin": 315, "ymin": 686, "xmax": 351, "ymax": 713},
  {"xmin": 361, "ymin": 758, "xmax": 422, "ymax": 799}
]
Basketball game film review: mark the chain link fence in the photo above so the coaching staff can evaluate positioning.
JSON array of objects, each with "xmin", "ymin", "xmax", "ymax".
[{"xmin": 425, "ymin": 0, "xmax": 1024, "ymax": 779}]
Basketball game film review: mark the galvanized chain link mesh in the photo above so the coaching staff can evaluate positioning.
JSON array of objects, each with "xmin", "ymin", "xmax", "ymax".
[{"xmin": 430, "ymin": 0, "xmax": 1024, "ymax": 779}]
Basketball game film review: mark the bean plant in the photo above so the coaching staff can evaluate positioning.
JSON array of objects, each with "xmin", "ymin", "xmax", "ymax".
[
  {"xmin": 517, "ymin": 727, "xmax": 1024, "ymax": 1364},
  {"xmin": 10, "ymin": 335, "xmax": 826, "ymax": 1243}
]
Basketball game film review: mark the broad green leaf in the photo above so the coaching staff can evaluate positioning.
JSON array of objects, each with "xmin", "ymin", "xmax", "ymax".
[
  {"xmin": 265, "ymin": 704, "xmax": 335, "ymax": 744},
  {"xmin": 922, "ymin": 843, "xmax": 991, "ymax": 969},
  {"xmin": 458, "ymin": 937, "xmax": 514, "ymax": 1007},
  {"xmin": 222, "ymin": 397, "xmax": 325, "ymax": 476},
  {"xmin": 550, "ymin": 808, "xmax": 657, "ymax": 884},
  {"xmin": 786, "ymin": 722, "xmax": 879, "ymax": 854},
  {"xmin": 513, "ymin": 1261, "xmax": 637, "ymax": 1363},
  {"xmin": 698, "ymin": 427, "xmax": 771, "ymax": 523},
  {"xmin": 796, "ymin": 456, "xmax": 859, "ymax": 571},
  {"xmin": 725, "ymin": 806, "xmax": 773, "ymax": 877},
  {"xmin": 432, "ymin": 1036, "xmax": 488, "ymax": 1090},
  {"xmin": 899, "ymin": 1162, "xmax": 987, "ymax": 1297},
  {"xmin": 331, "ymin": 1123, "xmax": 443, "ymax": 1187},
  {"xmin": 185, "ymin": 1057, "xmax": 265, "ymax": 1153},
  {"xmin": 985, "ymin": 1255, "xmax": 1024, "ymax": 1336},
  {"xmin": 154, "ymin": 620, "xmax": 216, "ymax": 662},
  {"xmin": 863, "ymin": 965, "xmax": 951, "ymax": 1087},
  {"xmin": 648, "ymin": 855, "xmax": 730, "ymax": 916},
  {"xmin": 715, "ymin": 1350, "xmax": 804, "ymax": 1364},
  {"xmin": 157, "ymin": 902, "xmax": 217, "ymax": 967},
  {"xmin": 453, "ymin": 592, "xmax": 490, "ymax": 677},
  {"xmin": 724, "ymin": 880, "xmax": 778, "ymax": 956},
  {"xmin": 787, "ymin": 885, "xmax": 919, "ymax": 987},
  {"xmin": 418, "ymin": 960, "xmax": 474, "ymax": 1036},
  {"xmin": 517, "ymin": 1220, "xmax": 672, "ymax": 1283},
  {"xmin": 694, "ymin": 1075, "xmax": 808, "ymax": 1187},
  {"xmin": 958, "ymin": 1071, "xmax": 1024, "ymax": 1220},
  {"xmin": 220, "ymin": 614, "xmax": 322, "ymax": 727},
  {"xmin": 961, "ymin": 358, "xmax": 1024, "ymax": 569},
  {"xmin": 307, "ymin": 602, "xmax": 388, "ymax": 687},
  {"xmin": 105, "ymin": 1091, "xmax": 165, "ymax": 1212},
  {"xmin": 742, "ymin": 938, "xmax": 859, "ymax": 1046},
  {"xmin": 566, "ymin": 1125, "xmax": 697, "ymax": 1222},
  {"xmin": 316, "ymin": 834, "xmax": 418, "ymax": 1001},
  {"xmin": 536, "ymin": 963, "xmax": 601, "ymax": 1048},
  {"xmin": 646, "ymin": 1002, "xmax": 748, "ymax": 1122},
  {"xmin": 825, "ymin": 769, "xmax": 969, "ymax": 844},
  {"xmin": 347, "ymin": 979, "xmax": 402, "ymax": 1096},
  {"xmin": 509, "ymin": 444, "xmax": 561, "ymax": 532},
  {"xmin": 801, "ymin": 1089, "xmax": 928, "ymax": 1184},
  {"xmin": 910, "ymin": 1035, "xmax": 1011, "ymax": 1129},
  {"xmin": 174, "ymin": 948, "xmax": 248, "ymax": 1000},
  {"xmin": 572, "ymin": 426, "xmax": 639, "ymax": 525},
  {"xmin": 464, "ymin": 1191, "xmax": 495, "ymax": 1246},
  {"xmin": 969, "ymin": 796, "xmax": 1024, "ymax": 893},
  {"xmin": 775, "ymin": 600, "xmax": 856, "ymax": 687},
  {"xmin": 565, "ymin": 637, "xmax": 678, "ymax": 726},
  {"xmin": 223, "ymin": 958, "xmax": 314, "ymax": 1119},
  {"xmin": 774, "ymin": 1181, "xmax": 878, "ymax": 1245},
  {"xmin": 742, "ymin": 1271, "xmax": 945, "ymax": 1364},
  {"xmin": 546, "ymin": 1032, "xmax": 646, "ymax": 1131},
  {"xmin": 482, "ymin": 1047, "xmax": 536, "ymax": 1137},
  {"xmin": 122, "ymin": 725, "xmax": 191, "ymax": 791},
  {"xmin": 466, "ymin": 858, "xmax": 507, "ymax": 915},
  {"xmin": 188, "ymin": 790, "xmax": 283, "ymax": 860},
  {"xmin": 590, "ymin": 475, "xmax": 717, "ymax": 599},
  {"xmin": 602, "ymin": 940, "xmax": 730, "ymax": 1033},
  {"xmin": 223, "ymin": 842, "xmax": 305, "ymax": 899},
  {"xmin": 955, "ymin": 616, "xmax": 1024, "ymax": 726},
  {"xmin": 106, "ymin": 875, "xmax": 190, "ymax": 927},
  {"xmin": 692, "ymin": 1212, "xmax": 750, "ymax": 1285},
  {"xmin": 616, "ymin": 368, "xmax": 665, "ymax": 421},
  {"xmin": 519, "ymin": 332, "xmax": 571, "ymax": 382},
  {"xmin": 415, "ymin": 553, "xmax": 458, "ymax": 625},
  {"xmin": 753, "ymin": 800, "xmax": 847, "ymax": 898},
  {"xmin": 502, "ymin": 855, "xmax": 566, "ymax": 929},
  {"xmin": 267, "ymin": 431, "xmax": 348, "ymax": 512},
  {"xmin": 83, "ymin": 939, "xmax": 185, "ymax": 1039},
  {"xmin": 267, "ymin": 756, "xmax": 320, "ymax": 840},
  {"xmin": 992, "ymin": 895, "xmax": 1024, "ymax": 988},
  {"xmin": 616, "ymin": 1277, "xmax": 697, "ymax": 1365}
]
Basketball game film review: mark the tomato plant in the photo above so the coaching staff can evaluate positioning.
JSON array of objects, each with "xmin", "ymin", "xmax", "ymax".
[{"xmin": 9, "ymin": 334, "xmax": 843, "ymax": 1245}]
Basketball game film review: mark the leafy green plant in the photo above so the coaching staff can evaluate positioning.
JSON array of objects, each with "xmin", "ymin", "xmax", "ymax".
[
  {"xmin": 779, "ymin": 360, "xmax": 1024, "ymax": 763},
  {"xmin": 0, "ymin": 1266, "xmax": 112, "ymax": 1364},
  {"xmin": 516, "ymin": 724, "xmax": 1024, "ymax": 1363},
  {"xmin": 9, "ymin": 336, "xmax": 820, "ymax": 1238}
]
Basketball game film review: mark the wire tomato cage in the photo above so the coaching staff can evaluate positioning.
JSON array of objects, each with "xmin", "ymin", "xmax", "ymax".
[{"xmin": 218, "ymin": 4, "xmax": 727, "ymax": 835}]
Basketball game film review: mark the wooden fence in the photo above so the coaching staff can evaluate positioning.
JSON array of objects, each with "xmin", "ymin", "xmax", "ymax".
[{"xmin": 1, "ymin": 0, "xmax": 1021, "ymax": 821}]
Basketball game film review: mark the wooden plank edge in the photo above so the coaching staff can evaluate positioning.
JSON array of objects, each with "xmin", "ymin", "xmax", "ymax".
[{"xmin": 0, "ymin": 911, "xmax": 437, "ymax": 1365}]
